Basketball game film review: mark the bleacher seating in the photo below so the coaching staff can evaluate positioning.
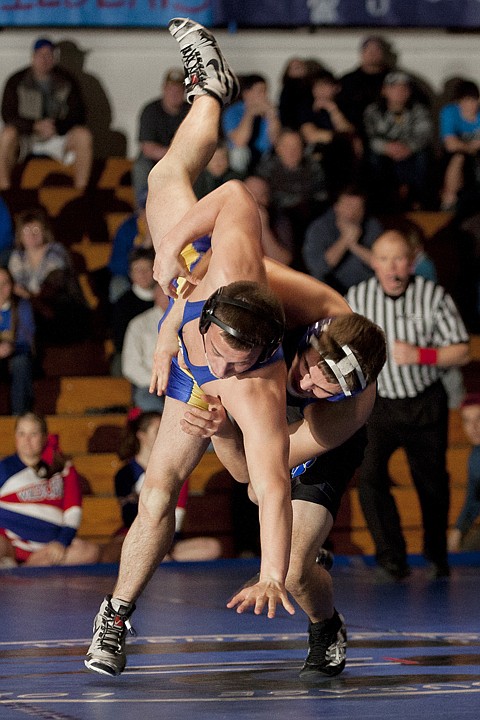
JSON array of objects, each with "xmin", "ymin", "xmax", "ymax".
[{"xmin": 1, "ymin": 156, "xmax": 479, "ymax": 559}]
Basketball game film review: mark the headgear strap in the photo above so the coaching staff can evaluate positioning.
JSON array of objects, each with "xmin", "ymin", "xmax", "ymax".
[
  {"xmin": 307, "ymin": 319, "xmax": 367, "ymax": 397},
  {"xmin": 323, "ymin": 344, "xmax": 367, "ymax": 397}
]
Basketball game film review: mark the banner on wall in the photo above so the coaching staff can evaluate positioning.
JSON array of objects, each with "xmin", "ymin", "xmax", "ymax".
[{"xmin": 2, "ymin": 0, "xmax": 480, "ymax": 29}]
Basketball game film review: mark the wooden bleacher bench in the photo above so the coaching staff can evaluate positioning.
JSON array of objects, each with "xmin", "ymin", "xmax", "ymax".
[
  {"xmin": 76, "ymin": 449, "xmax": 233, "ymax": 553},
  {"xmin": 38, "ymin": 187, "xmax": 83, "ymax": 217},
  {"xmin": 55, "ymin": 376, "xmax": 131, "ymax": 414},
  {"xmin": 96, "ymin": 157, "xmax": 132, "ymax": 190},
  {"xmin": 405, "ymin": 210, "xmax": 454, "ymax": 238},
  {"xmin": 20, "ymin": 158, "xmax": 75, "ymax": 189},
  {"xmin": 0, "ymin": 414, "xmax": 126, "ymax": 457}
]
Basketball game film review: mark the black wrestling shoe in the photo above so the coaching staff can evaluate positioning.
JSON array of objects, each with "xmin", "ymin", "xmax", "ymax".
[
  {"xmin": 84, "ymin": 595, "xmax": 136, "ymax": 676},
  {"xmin": 299, "ymin": 609, "xmax": 347, "ymax": 680},
  {"xmin": 168, "ymin": 17, "xmax": 239, "ymax": 106}
]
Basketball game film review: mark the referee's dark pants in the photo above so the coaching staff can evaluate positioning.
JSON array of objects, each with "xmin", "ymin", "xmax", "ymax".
[{"xmin": 358, "ymin": 381, "xmax": 450, "ymax": 569}]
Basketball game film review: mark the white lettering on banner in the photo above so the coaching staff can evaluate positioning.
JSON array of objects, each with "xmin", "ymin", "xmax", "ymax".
[
  {"xmin": 366, "ymin": 0, "xmax": 390, "ymax": 17},
  {"xmin": 307, "ymin": 0, "xmax": 340, "ymax": 24}
]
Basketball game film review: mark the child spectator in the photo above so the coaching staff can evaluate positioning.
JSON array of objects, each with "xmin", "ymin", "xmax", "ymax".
[{"xmin": 101, "ymin": 409, "xmax": 222, "ymax": 563}]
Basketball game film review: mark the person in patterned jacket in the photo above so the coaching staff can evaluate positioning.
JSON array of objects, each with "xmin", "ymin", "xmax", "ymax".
[{"xmin": 0, "ymin": 412, "xmax": 99, "ymax": 567}]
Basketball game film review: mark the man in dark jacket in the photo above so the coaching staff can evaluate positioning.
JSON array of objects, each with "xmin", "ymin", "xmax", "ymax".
[{"xmin": 0, "ymin": 37, "xmax": 92, "ymax": 190}]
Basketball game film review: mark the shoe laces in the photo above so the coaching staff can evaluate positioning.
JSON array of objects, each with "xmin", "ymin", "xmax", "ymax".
[
  {"xmin": 179, "ymin": 42, "xmax": 207, "ymax": 86},
  {"xmin": 97, "ymin": 607, "xmax": 136, "ymax": 654}
]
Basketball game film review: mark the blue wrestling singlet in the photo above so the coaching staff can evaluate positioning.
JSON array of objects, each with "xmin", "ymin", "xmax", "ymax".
[
  {"xmin": 165, "ymin": 298, "xmax": 284, "ymax": 409},
  {"xmin": 161, "ymin": 237, "xmax": 284, "ymax": 409}
]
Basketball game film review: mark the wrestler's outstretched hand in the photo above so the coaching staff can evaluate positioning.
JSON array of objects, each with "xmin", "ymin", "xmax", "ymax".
[
  {"xmin": 180, "ymin": 395, "xmax": 230, "ymax": 438},
  {"xmin": 227, "ymin": 578, "xmax": 295, "ymax": 619}
]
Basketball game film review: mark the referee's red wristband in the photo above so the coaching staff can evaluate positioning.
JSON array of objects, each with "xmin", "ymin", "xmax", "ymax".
[{"xmin": 418, "ymin": 348, "xmax": 438, "ymax": 365}]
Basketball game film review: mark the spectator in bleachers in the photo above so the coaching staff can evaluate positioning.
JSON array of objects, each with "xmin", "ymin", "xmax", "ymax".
[
  {"xmin": 448, "ymin": 394, "xmax": 480, "ymax": 553},
  {"xmin": 346, "ymin": 228, "xmax": 470, "ymax": 581},
  {"xmin": 338, "ymin": 35, "xmax": 392, "ymax": 140},
  {"xmin": 0, "ymin": 196, "xmax": 14, "ymax": 267},
  {"xmin": 193, "ymin": 141, "xmax": 244, "ymax": 200},
  {"xmin": 302, "ymin": 185, "xmax": 383, "ymax": 295},
  {"xmin": 257, "ymin": 128, "xmax": 328, "ymax": 263},
  {"xmin": 278, "ymin": 57, "xmax": 313, "ymax": 131},
  {"xmin": 8, "ymin": 207, "xmax": 91, "ymax": 347},
  {"xmin": 132, "ymin": 68, "xmax": 188, "ymax": 208},
  {"xmin": 363, "ymin": 72, "xmax": 434, "ymax": 213},
  {"xmin": 243, "ymin": 175, "xmax": 294, "ymax": 266},
  {"xmin": 0, "ymin": 267, "xmax": 35, "ymax": 415},
  {"xmin": 0, "ymin": 412, "xmax": 100, "ymax": 568},
  {"xmin": 439, "ymin": 79, "xmax": 480, "ymax": 212},
  {"xmin": 222, "ymin": 74, "xmax": 281, "ymax": 175},
  {"xmin": 0, "ymin": 37, "xmax": 92, "ymax": 191},
  {"xmin": 107, "ymin": 190, "xmax": 152, "ymax": 304},
  {"xmin": 101, "ymin": 409, "xmax": 222, "ymax": 563},
  {"xmin": 121, "ymin": 283, "xmax": 168, "ymax": 412},
  {"xmin": 299, "ymin": 69, "xmax": 358, "ymax": 194},
  {"xmin": 110, "ymin": 247, "xmax": 155, "ymax": 376}
]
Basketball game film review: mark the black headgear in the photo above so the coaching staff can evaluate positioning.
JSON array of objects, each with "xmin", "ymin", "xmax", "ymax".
[{"xmin": 199, "ymin": 286, "xmax": 284, "ymax": 364}]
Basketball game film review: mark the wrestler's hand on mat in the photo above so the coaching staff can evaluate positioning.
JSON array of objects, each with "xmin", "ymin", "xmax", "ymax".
[
  {"xmin": 180, "ymin": 395, "xmax": 230, "ymax": 438},
  {"xmin": 226, "ymin": 579, "xmax": 295, "ymax": 619}
]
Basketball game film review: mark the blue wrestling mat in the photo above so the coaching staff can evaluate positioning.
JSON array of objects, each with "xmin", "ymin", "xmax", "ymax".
[{"xmin": 1, "ymin": 557, "xmax": 480, "ymax": 720}]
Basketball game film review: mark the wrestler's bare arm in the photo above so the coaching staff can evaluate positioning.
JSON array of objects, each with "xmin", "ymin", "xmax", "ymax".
[
  {"xmin": 193, "ymin": 382, "xmax": 377, "ymax": 478},
  {"xmin": 152, "ymin": 181, "xmax": 266, "ymax": 297},
  {"xmin": 205, "ymin": 362, "xmax": 295, "ymax": 618},
  {"xmin": 264, "ymin": 258, "xmax": 351, "ymax": 327},
  {"xmin": 288, "ymin": 382, "xmax": 377, "ymax": 466}
]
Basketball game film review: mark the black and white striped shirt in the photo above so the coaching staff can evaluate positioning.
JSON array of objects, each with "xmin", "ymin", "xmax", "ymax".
[{"xmin": 346, "ymin": 275, "xmax": 469, "ymax": 399}]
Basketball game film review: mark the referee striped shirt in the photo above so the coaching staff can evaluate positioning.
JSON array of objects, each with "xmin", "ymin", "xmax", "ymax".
[{"xmin": 346, "ymin": 275, "xmax": 469, "ymax": 399}]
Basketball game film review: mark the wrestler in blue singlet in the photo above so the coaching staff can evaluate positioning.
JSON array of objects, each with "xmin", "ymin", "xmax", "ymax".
[
  {"xmin": 160, "ymin": 235, "xmax": 284, "ymax": 409},
  {"xmin": 165, "ymin": 298, "xmax": 284, "ymax": 409}
]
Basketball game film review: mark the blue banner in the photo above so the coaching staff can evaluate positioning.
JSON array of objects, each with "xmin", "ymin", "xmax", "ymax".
[
  {"xmin": 1, "ymin": 0, "xmax": 480, "ymax": 29},
  {"xmin": 0, "ymin": 0, "xmax": 215, "ymax": 28}
]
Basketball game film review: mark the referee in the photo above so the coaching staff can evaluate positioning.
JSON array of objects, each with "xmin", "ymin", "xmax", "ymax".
[{"xmin": 346, "ymin": 228, "xmax": 470, "ymax": 580}]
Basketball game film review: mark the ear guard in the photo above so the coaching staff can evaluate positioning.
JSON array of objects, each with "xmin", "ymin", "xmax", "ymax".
[
  {"xmin": 199, "ymin": 286, "xmax": 284, "ymax": 364},
  {"xmin": 302, "ymin": 318, "xmax": 367, "ymax": 399}
]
